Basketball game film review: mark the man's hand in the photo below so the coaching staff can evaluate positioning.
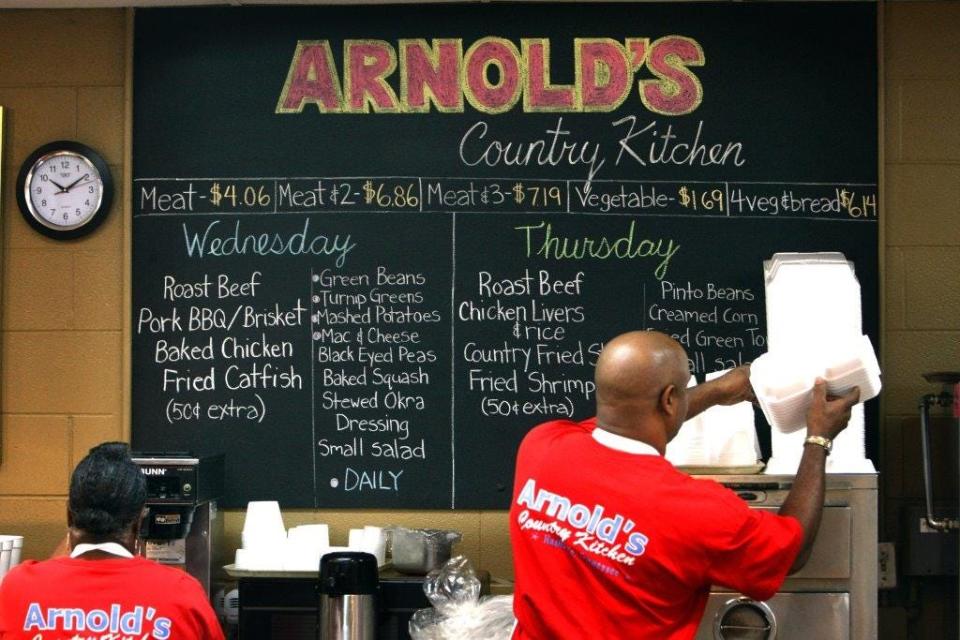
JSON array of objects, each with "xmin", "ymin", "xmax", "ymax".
[{"xmin": 806, "ymin": 379, "xmax": 860, "ymax": 440}]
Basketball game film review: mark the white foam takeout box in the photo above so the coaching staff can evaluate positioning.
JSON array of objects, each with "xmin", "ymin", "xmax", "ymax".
[{"xmin": 750, "ymin": 334, "xmax": 881, "ymax": 434}]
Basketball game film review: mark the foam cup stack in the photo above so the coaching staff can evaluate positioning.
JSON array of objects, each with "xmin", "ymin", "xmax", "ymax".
[{"xmin": 233, "ymin": 501, "xmax": 387, "ymax": 571}]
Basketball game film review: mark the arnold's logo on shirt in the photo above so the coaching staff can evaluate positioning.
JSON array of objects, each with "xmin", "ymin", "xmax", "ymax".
[
  {"xmin": 23, "ymin": 603, "xmax": 173, "ymax": 639},
  {"xmin": 515, "ymin": 477, "xmax": 649, "ymax": 566}
]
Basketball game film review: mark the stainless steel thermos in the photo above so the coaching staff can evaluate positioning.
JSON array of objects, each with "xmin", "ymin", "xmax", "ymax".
[{"xmin": 319, "ymin": 551, "xmax": 378, "ymax": 640}]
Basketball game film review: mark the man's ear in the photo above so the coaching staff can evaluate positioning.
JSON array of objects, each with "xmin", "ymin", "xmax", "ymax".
[
  {"xmin": 66, "ymin": 505, "xmax": 74, "ymax": 528},
  {"xmin": 659, "ymin": 384, "xmax": 678, "ymax": 417}
]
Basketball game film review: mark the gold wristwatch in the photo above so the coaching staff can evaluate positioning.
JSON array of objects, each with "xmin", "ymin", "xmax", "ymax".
[{"xmin": 804, "ymin": 435, "xmax": 832, "ymax": 455}]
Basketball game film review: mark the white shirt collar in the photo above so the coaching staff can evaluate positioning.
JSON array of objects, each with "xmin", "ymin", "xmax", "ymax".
[
  {"xmin": 592, "ymin": 427, "xmax": 661, "ymax": 456},
  {"xmin": 70, "ymin": 542, "xmax": 134, "ymax": 559}
]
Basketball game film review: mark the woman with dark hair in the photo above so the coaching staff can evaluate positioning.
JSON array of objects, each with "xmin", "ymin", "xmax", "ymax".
[{"xmin": 0, "ymin": 442, "xmax": 224, "ymax": 640}]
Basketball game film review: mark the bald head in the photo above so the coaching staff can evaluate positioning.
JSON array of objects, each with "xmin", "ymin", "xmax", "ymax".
[{"xmin": 595, "ymin": 331, "xmax": 691, "ymax": 447}]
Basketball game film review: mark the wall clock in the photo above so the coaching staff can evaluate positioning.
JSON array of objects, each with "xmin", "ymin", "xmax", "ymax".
[{"xmin": 16, "ymin": 141, "xmax": 114, "ymax": 240}]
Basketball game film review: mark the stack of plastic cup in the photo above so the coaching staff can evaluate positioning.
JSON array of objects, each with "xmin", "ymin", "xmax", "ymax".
[
  {"xmin": 345, "ymin": 527, "xmax": 387, "ymax": 566},
  {"xmin": 347, "ymin": 528, "xmax": 366, "ymax": 549},
  {"xmin": 284, "ymin": 524, "xmax": 330, "ymax": 571},
  {"xmin": 0, "ymin": 535, "xmax": 23, "ymax": 584},
  {"xmin": 364, "ymin": 526, "xmax": 387, "ymax": 566},
  {"xmin": 289, "ymin": 524, "xmax": 329, "ymax": 548},
  {"xmin": 235, "ymin": 501, "xmax": 286, "ymax": 570}
]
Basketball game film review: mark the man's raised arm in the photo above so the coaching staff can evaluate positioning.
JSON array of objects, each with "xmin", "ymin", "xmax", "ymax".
[{"xmin": 686, "ymin": 365, "xmax": 755, "ymax": 419}]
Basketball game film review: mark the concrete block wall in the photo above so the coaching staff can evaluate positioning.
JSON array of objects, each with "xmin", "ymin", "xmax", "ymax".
[
  {"xmin": 0, "ymin": 9, "xmax": 127, "ymax": 558},
  {"xmin": 0, "ymin": 6, "xmax": 955, "ymax": 628},
  {"xmin": 882, "ymin": 0, "xmax": 960, "ymax": 535},
  {"xmin": 879, "ymin": 4, "xmax": 960, "ymax": 638}
]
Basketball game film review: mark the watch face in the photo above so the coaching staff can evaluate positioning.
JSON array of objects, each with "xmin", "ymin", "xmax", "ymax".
[{"xmin": 25, "ymin": 150, "xmax": 104, "ymax": 231}]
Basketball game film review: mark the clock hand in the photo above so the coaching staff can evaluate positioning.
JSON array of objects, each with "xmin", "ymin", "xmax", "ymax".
[
  {"xmin": 62, "ymin": 173, "xmax": 90, "ymax": 193},
  {"xmin": 49, "ymin": 179, "xmax": 69, "ymax": 192},
  {"xmin": 67, "ymin": 178, "xmax": 98, "ymax": 191}
]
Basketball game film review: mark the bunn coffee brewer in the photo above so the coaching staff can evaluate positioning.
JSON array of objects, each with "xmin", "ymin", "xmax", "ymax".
[{"xmin": 132, "ymin": 453, "xmax": 225, "ymax": 598}]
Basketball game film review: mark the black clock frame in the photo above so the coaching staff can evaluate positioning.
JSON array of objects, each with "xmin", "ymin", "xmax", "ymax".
[{"xmin": 16, "ymin": 140, "xmax": 114, "ymax": 240}]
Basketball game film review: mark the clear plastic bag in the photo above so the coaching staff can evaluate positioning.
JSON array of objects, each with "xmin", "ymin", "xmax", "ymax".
[{"xmin": 408, "ymin": 555, "xmax": 516, "ymax": 640}]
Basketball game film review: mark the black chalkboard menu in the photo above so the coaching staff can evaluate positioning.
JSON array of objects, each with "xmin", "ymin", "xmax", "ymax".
[{"xmin": 132, "ymin": 3, "xmax": 878, "ymax": 509}]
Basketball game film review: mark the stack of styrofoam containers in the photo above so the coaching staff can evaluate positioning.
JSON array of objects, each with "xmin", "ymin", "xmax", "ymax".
[
  {"xmin": 701, "ymin": 369, "xmax": 761, "ymax": 466},
  {"xmin": 751, "ymin": 335, "xmax": 882, "ymax": 436},
  {"xmin": 762, "ymin": 252, "xmax": 877, "ymax": 474},
  {"xmin": 666, "ymin": 377, "xmax": 707, "ymax": 465},
  {"xmin": 750, "ymin": 353, "xmax": 819, "ymax": 433},
  {"xmin": 666, "ymin": 372, "xmax": 761, "ymax": 467},
  {"xmin": 0, "ymin": 535, "xmax": 24, "ymax": 584}
]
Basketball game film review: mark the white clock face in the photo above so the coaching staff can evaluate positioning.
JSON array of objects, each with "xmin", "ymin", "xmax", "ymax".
[{"xmin": 26, "ymin": 151, "xmax": 104, "ymax": 230}]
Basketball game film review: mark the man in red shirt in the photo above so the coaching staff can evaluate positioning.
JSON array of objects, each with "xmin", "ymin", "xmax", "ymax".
[
  {"xmin": 0, "ymin": 442, "xmax": 223, "ymax": 640},
  {"xmin": 510, "ymin": 331, "xmax": 859, "ymax": 639}
]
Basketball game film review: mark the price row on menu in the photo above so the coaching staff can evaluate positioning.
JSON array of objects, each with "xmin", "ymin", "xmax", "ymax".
[{"xmin": 136, "ymin": 178, "xmax": 877, "ymax": 219}]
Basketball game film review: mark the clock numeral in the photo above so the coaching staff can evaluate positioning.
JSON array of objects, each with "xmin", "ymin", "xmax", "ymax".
[
  {"xmin": 63, "ymin": 213, "xmax": 69, "ymax": 221},
  {"xmin": 35, "ymin": 187, "xmax": 42, "ymax": 195},
  {"xmin": 40, "ymin": 174, "xmax": 48, "ymax": 182},
  {"xmin": 41, "ymin": 199, "xmax": 47, "ymax": 207},
  {"xmin": 60, "ymin": 160, "xmax": 70, "ymax": 170},
  {"xmin": 75, "ymin": 208, "xmax": 81, "ymax": 215},
  {"xmin": 88, "ymin": 186, "xmax": 95, "ymax": 194}
]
